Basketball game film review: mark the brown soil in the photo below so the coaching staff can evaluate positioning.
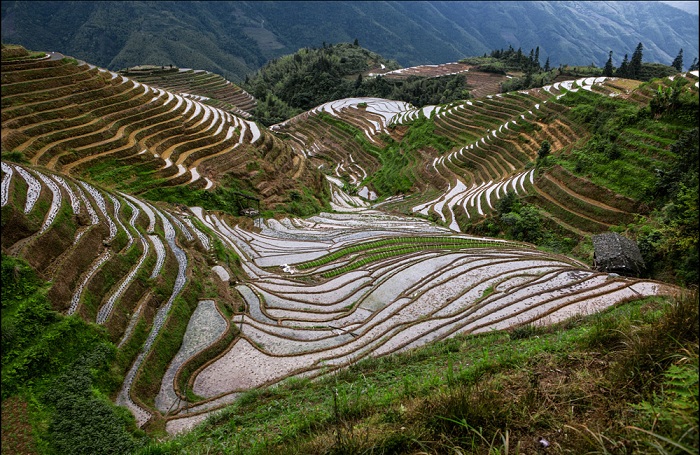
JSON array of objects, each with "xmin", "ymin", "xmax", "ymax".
[
  {"xmin": 466, "ymin": 71, "xmax": 509, "ymax": 99},
  {"xmin": 378, "ymin": 62, "xmax": 472, "ymax": 80},
  {"xmin": 1, "ymin": 397, "xmax": 39, "ymax": 455}
]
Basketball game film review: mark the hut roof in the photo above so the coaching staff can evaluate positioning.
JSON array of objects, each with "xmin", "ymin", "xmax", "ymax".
[{"xmin": 592, "ymin": 232, "xmax": 645, "ymax": 276}]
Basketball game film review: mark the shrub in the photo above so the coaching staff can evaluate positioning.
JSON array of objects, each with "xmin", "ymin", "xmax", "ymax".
[{"xmin": 44, "ymin": 344, "xmax": 143, "ymax": 454}]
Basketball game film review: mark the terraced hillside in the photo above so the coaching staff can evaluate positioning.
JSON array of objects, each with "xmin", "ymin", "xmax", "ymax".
[
  {"xmin": 1, "ymin": 161, "xmax": 675, "ymax": 435},
  {"xmin": 272, "ymin": 79, "xmax": 598, "ymax": 231},
  {"xmin": 1, "ymin": 43, "xmax": 694, "ymax": 447},
  {"xmin": 273, "ymin": 72, "xmax": 698, "ymax": 246},
  {"xmin": 1, "ymin": 47, "xmax": 317, "ymax": 208},
  {"xmin": 121, "ymin": 65, "xmax": 257, "ymax": 118},
  {"xmin": 368, "ymin": 62, "xmax": 508, "ymax": 100},
  {"xmin": 369, "ymin": 62, "xmax": 472, "ymax": 80}
]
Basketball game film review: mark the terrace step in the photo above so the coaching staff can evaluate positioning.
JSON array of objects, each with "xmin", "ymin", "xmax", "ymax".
[
  {"xmin": 2, "ymin": 48, "xmax": 685, "ymax": 433},
  {"xmin": 527, "ymin": 182, "xmax": 611, "ymax": 234},
  {"xmin": 124, "ymin": 67, "xmax": 256, "ymax": 116}
]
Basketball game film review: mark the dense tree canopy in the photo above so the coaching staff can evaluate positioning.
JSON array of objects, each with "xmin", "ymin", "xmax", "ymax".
[{"xmin": 245, "ymin": 42, "xmax": 471, "ymax": 125}]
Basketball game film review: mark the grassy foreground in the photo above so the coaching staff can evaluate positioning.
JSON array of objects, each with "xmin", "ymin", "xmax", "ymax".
[{"xmin": 139, "ymin": 292, "xmax": 698, "ymax": 455}]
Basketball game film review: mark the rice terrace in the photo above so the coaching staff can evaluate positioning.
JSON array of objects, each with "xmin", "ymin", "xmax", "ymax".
[{"xmin": 1, "ymin": 1, "xmax": 698, "ymax": 454}]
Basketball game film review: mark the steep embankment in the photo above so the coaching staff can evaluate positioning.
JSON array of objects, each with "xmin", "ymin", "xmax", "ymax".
[{"xmin": 1, "ymin": 45, "xmax": 324, "ymax": 210}]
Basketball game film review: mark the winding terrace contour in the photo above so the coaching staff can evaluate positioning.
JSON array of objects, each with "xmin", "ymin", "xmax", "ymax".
[{"xmin": 2, "ymin": 48, "xmax": 694, "ymax": 436}]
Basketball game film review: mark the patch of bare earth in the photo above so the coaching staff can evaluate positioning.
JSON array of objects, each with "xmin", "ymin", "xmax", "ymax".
[{"xmin": 1, "ymin": 397, "xmax": 39, "ymax": 455}]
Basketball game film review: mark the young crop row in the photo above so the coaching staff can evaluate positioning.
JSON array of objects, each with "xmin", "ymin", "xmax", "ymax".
[
  {"xmin": 296, "ymin": 236, "xmax": 509, "ymax": 270},
  {"xmin": 321, "ymin": 241, "xmax": 508, "ymax": 278}
]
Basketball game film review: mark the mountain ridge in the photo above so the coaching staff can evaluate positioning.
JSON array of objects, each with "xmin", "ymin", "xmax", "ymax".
[{"xmin": 2, "ymin": 1, "xmax": 698, "ymax": 82}]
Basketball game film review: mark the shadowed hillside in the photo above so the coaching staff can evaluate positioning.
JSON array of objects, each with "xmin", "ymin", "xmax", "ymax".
[{"xmin": 2, "ymin": 1, "xmax": 698, "ymax": 82}]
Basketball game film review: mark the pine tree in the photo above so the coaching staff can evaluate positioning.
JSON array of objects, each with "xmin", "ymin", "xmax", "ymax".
[
  {"xmin": 353, "ymin": 38, "xmax": 359, "ymax": 46},
  {"xmin": 629, "ymin": 42, "xmax": 643, "ymax": 79},
  {"xmin": 544, "ymin": 57, "xmax": 550, "ymax": 72},
  {"xmin": 671, "ymin": 48, "xmax": 683, "ymax": 72},
  {"xmin": 534, "ymin": 46, "xmax": 540, "ymax": 70},
  {"xmin": 603, "ymin": 51, "xmax": 614, "ymax": 77},
  {"xmin": 689, "ymin": 57, "xmax": 699, "ymax": 71},
  {"xmin": 354, "ymin": 73, "xmax": 363, "ymax": 89},
  {"xmin": 616, "ymin": 54, "xmax": 629, "ymax": 78}
]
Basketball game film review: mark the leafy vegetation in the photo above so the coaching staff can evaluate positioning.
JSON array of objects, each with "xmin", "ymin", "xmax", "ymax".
[
  {"xmin": 463, "ymin": 45, "xmax": 546, "ymax": 74},
  {"xmin": 366, "ymin": 117, "xmax": 454, "ymax": 196},
  {"xmin": 609, "ymin": 42, "xmax": 680, "ymax": 82},
  {"xmin": 470, "ymin": 42, "xmax": 684, "ymax": 94},
  {"xmin": 315, "ymin": 112, "xmax": 454, "ymax": 197},
  {"xmin": 465, "ymin": 189, "xmax": 579, "ymax": 257},
  {"xmin": 43, "ymin": 345, "xmax": 144, "ymax": 454},
  {"xmin": 297, "ymin": 235, "xmax": 514, "ymax": 271},
  {"xmin": 246, "ymin": 43, "xmax": 470, "ymax": 126},
  {"xmin": 629, "ymin": 127, "xmax": 699, "ymax": 285},
  {"xmin": 142, "ymin": 179, "xmax": 258, "ymax": 216},
  {"xmin": 245, "ymin": 43, "xmax": 399, "ymax": 124},
  {"xmin": 463, "ymin": 45, "xmax": 565, "ymax": 93},
  {"xmin": 549, "ymin": 83, "xmax": 698, "ymax": 285},
  {"xmin": 365, "ymin": 74, "xmax": 471, "ymax": 108},
  {"xmin": 295, "ymin": 235, "xmax": 516, "ymax": 278},
  {"xmin": 279, "ymin": 184, "xmax": 329, "ymax": 217},
  {"xmin": 493, "ymin": 192, "xmax": 546, "ymax": 244},
  {"xmin": 1, "ymin": 254, "xmax": 145, "ymax": 454}
]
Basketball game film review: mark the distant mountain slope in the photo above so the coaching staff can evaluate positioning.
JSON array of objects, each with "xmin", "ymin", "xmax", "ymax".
[
  {"xmin": 2, "ymin": 1, "xmax": 698, "ymax": 82},
  {"xmin": 661, "ymin": 1, "xmax": 699, "ymax": 15}
]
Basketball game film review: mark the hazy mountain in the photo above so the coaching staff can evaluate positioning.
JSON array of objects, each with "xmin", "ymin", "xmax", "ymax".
[
  {"xmin": 661, "ymin": 1, "xmax": 699, "ymax": 15},
  {"xmin": 1, "ymin": 1, "xmax": 698, "ymax": 82}
]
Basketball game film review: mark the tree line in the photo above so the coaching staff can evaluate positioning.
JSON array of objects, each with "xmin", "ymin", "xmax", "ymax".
[
  {"xmin": 488, "ymin": 43, "xmax": 698, "ymax": 93},
  {"xmin": 603, "ymin": 44, "xmax": 698, "ymax": 79},
  {"xmin": 246, "ymin": 41, "xmax": 699, "ymax": 126},
  {"xmin": 244, "ymin": 42, "xmax": 470, "ymax": 126}
]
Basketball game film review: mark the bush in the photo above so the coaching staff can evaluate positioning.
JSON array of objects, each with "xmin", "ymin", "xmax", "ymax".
[
  {"xmin": 1, "ymin": 254, "xmax": 143, "ymax": 451},
  {"xmin": 44, "ymin": 344, "xmax": 143, "ymax": 454}
]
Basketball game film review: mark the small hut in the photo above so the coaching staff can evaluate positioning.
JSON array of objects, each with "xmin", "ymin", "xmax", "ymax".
[{"xmin": 592, "ymin": 232, "xmax": 645, "ymax": 277}]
